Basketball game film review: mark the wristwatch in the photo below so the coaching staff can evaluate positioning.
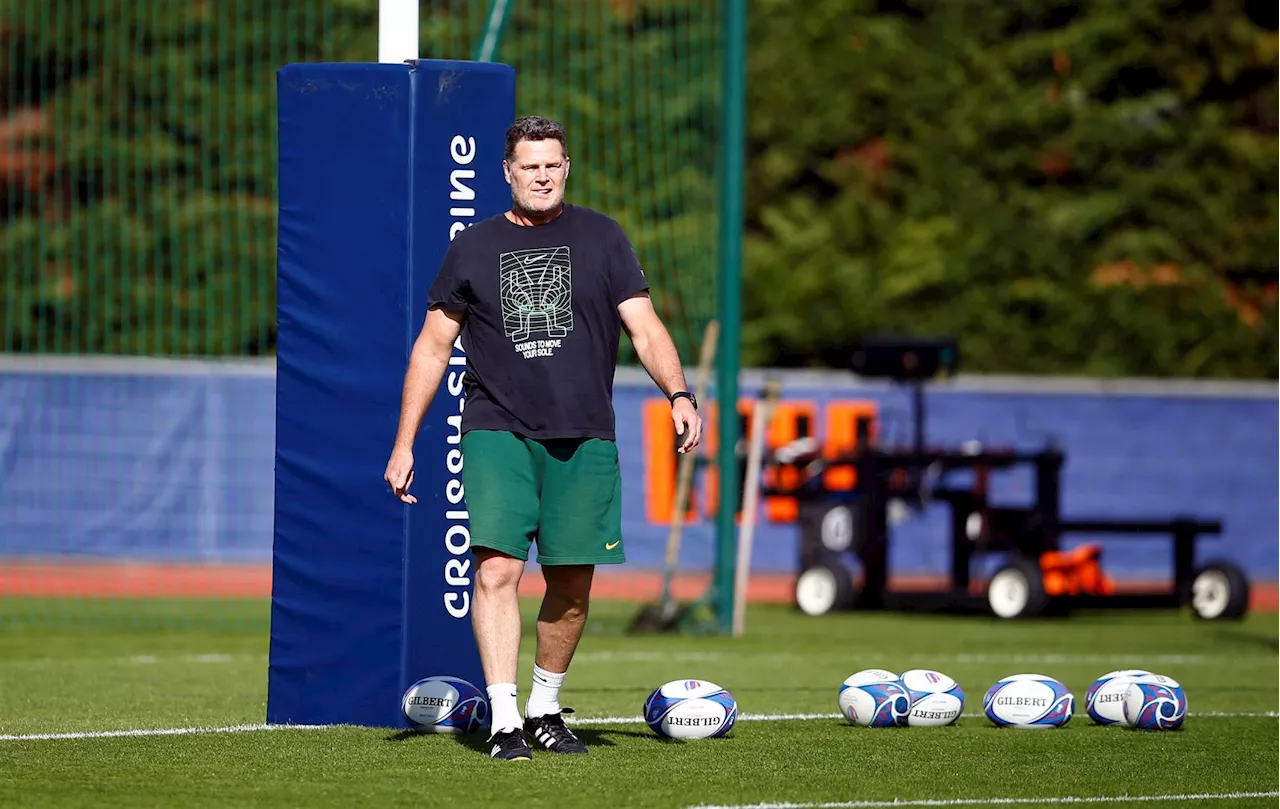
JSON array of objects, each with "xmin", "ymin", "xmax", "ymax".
[{"xmin": 669, "ymin": 390, "xmax": 698, "ymax": 410}]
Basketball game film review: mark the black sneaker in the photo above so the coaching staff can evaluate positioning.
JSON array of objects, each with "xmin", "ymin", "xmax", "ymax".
[
  {"xmin": 488, "ymin": 728, "xmax": 532, "ymax": 761},
  {"xmin": 524, "ymin": 709, "xmax": 588, "ymax": 754}
]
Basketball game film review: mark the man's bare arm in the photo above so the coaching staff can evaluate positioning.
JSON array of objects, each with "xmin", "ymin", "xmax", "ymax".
[
  {"xmin": 618, "ymin": 294, "xmax": 689, "ymax": 397},
  {"xmin": 385, "ymin": 306, "xmax": 466, "ymax": 502},
  {"xmin": 619, "ymin": 294, "xmax": 702, "ymax": 453}
]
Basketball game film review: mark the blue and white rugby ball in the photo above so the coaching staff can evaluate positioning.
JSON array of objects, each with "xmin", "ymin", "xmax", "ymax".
[
  {"xmin": 983, "ymin": 673, "xmax": 1074, "ymax": 729},
  {"xmin": 1123, "ymin": 674, "xmax": 1187, "ymax": 731},
  {"xmin": 898, "ymin": 669, "xmax": 964, "ymax": 727},
  {"xmin": 644, "ymin": 679, "xmax": 738, "ymax": 740},
  {"xmin": 1086, "ymin": 669, "xmax": 1154, "ymax": 725},
  {"xmin": 838, "ymin": 669, "xmax": 910, "ymax": 728},
  {"xmin": 401, "ymin": 675, "xmax": 489, "ymax": 734}
]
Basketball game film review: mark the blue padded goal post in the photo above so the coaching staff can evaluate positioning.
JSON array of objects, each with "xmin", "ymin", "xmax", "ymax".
[{"xmin": 268, "ymin": 59, "xmax": 515, "ymax": 728}]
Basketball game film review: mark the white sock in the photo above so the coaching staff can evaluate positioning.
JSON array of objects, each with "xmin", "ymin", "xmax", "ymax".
[
  {"xmin": 487, "ymin": 683, "xmax": 521, "ymax": 737},
  {"xmin": 524, "ymin": 664, "xmax": 566, "ymax": 719}
]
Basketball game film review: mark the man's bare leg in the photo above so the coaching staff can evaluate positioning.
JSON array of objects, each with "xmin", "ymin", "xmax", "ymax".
[
  {"xmin": 520, "ymin": 563, "xmax": 593, "ymax": 754},
  {"xmin": 472, "ymin": 548, "xmax": 526, "ymax": 737},
  {"xmin": 525, "ymin": 564, "xmax": 594, "ymax": 719}
]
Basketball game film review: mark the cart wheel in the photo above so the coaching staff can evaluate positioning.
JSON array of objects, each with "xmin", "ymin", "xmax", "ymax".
[
  {"xmin": 795, "ymin": 562, "xmax": 855, "ymax": 617},
  {"xmin": 1191, "ymin": 561, "xmax": 1249, "ymax": 621},
  {"xmin": 987, "ymin": 556, "xmax": 1049, "ymax": 619}
]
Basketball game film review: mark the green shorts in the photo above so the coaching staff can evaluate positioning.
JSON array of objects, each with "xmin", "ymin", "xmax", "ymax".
[{"xmin": 461, "ymin": 429, "xmax": 625, "ymax": 566}]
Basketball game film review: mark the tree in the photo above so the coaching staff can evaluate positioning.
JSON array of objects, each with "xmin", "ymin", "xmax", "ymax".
[{"xmin": 742, "ymin": 0, "xmax": 1278, "ymax": 378}]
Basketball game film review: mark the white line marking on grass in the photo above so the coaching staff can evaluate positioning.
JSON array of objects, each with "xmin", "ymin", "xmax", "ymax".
[
  {"xmin": 686, "ymin": 791, "xmax": 1280, "ymax": 809},
  {"xmin": 0, "ymin": 723, "xmax": 329, "ymax": 742},
  {"xmin": 2, "ymin": 710, "xmax": 1274, "ymax": 742},
  {"xmin": 908, "ymin": 654, "xmax": 1210, "ymax": 665},
  {"xmin": 570, "ymin": 711, "xmax": 842, "ymax": 726},
  {"xmin": 574, "ymin": 651, "xmax": 726, "ymax": 662},
  {"xmin": 121, "ymin": 653, "xmax": 255, "ymax": 666},
  {"xmin": 0, "ymin": 653, "xmax": 259, "ymax": 669},
  {"xmin": 567, "ymin": 711, "xmax": 1279, "ymax": 726},
  {"xmin": 572, "ymin": 652, "xmax": 1225, "ymax": 666}
]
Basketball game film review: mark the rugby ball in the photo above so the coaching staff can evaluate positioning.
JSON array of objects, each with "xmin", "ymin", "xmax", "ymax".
[
  {"xmin": 401, "ymin": 675, "xmax": 489, "ymax": 734},
  {"xmin": 838, "ymin": 669, "xmax": 910, "ymax": 728},
  {"xmin": 983, "ymin": 674, "xmax": 1074, "ymax": 729},
  {"xmin": 1123, "ymin": 674, "xmax": 1187, "ymax": 731},
  {"xmin": 1086, "ymin": 669, "xmax": 1154, "ymax": 725},
  {"xmin": 644, "ymin": 679, "xmax": 738, "ymax": 740},
  {"xmin": 898, "ymin": 669, "xmax": 964, "ymax": 727}
]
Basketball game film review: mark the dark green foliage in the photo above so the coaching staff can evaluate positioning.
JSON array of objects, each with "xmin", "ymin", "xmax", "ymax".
[
  {"xmin": 0, "ymin": 0, "xmax": 375, "ymax": 355},
  {"xmin": 0, "ymin": 1, "xmax": 1274, "ymax": 377},
  {"xmin": 743, "ymin": 0, "xmax": 1278, "ymax": 378}
]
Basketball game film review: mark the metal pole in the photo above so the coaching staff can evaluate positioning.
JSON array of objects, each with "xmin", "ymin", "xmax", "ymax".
[
  {"xmin": 378, "ymin": 0, "xmax": 419, "ymax": 64},
  {"xmin": 713, "ymin": 0, "xmax": 747, "ymax": 634}
]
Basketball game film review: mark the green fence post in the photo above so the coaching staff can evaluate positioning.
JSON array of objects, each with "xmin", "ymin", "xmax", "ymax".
[{"xmin": 713, "ymin": 0, "xmax": 747, "ymax": 634}]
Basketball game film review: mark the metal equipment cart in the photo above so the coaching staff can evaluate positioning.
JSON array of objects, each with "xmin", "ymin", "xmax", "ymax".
[{"xmin": 770, "ymin": 338, "xmax": 1251, "ymax": 621}]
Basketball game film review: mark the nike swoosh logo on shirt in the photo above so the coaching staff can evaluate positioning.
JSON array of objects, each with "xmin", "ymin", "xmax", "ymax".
[{"xmin": 605, "ymin": 540, "xmax": 621, "ymax": 550}]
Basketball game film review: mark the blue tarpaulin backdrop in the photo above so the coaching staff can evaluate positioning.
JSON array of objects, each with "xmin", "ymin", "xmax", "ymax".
[{"xmin": 1, "ymin": 365, "xmax": 1275, "ymax": 581}]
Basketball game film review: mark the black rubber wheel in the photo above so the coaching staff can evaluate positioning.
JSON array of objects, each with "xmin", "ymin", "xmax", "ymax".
[
  {"xmin": 795, "ymin": 562, "xmax": 856, "ymax": 617},
  {"xmin": 986, "ymin": 555, "xmax": 1049, "ymax": 619},
  {"xmin": 1190, "ymin": 561, "xmax": 1250, "ymax": 621}
]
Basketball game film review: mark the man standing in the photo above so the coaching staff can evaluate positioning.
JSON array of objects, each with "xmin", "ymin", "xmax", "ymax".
[{"xmin": 383, "ymin": 116, "xmax": 702, "ymax": 761}]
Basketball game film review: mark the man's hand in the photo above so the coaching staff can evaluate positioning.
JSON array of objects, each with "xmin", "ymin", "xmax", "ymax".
[
  {"xmin": 384, "ymin": 448, "xmax": 417, "ymax": 504},
  {"xmin": 383, "ymin": 306, "xmax": 466, "ymax": 505},
  {"xmin": 672, "ymin": 399, "xmax": 702, "ymax": 454}
]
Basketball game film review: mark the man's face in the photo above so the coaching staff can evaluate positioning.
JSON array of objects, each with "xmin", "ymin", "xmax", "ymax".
[{"xmin": 504, "ymin": 139, "xmax": 569, "ymax": 215}]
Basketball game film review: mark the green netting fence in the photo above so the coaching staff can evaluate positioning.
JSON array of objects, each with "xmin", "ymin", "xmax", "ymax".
[
  {"xmin": 0, "ymin": 1, "xmax": 725, "ymax": 629},
  {"xmin": 0, "ymin": 0, "xmax": 722, "ymax": 362}
]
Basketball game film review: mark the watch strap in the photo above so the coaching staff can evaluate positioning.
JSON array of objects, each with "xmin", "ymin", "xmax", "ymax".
[{"xmin": 670, "ymin": 390, "xmax": 697, "ymax": 409}]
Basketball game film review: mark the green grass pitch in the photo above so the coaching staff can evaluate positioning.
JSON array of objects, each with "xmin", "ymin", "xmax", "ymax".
[{"xmin": 0, "ymin": 599, "xmax": 1276, "ymax": 809}]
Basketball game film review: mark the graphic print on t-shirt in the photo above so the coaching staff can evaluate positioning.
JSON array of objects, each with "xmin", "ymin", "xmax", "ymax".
[{"xmin": 499, "ymin": 246, "xmax": 574, "ymax": 358}]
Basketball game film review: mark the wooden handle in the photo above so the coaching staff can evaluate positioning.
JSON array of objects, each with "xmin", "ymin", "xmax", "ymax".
[
  {"xmin": 732, "ymin": 377, "xmax": 783, "ymax": 637},
  {"xmin": 661, "ymin": 320, "xmax": 719, "ymax": 588}
]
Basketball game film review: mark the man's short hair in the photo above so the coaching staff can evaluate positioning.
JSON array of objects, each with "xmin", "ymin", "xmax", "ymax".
[{"xmin": 504, "ymin": 116, "xmax": 569, "ymax": 162}]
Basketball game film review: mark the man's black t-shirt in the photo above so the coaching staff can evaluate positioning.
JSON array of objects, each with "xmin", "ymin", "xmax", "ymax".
[{"xmin": 426, "ymin": 204, "xmax": 650, "ymax": 440}]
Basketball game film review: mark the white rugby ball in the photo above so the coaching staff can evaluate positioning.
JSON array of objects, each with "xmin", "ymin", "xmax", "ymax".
[
  {"xmin": 898, "ymin": 669, "xmax": 964, "ymax": 727},
  {"xmin": 838, "ymin": 669, "xmax": 910, "ymax": 728},
  {"xmin": 843, "ymin": 667, "xmax": 900, "ymax": 684},
  {"xmin": 1086, "ymin": 669, "xmax": 1154, "ymax": 725},
  {"xmin": 983, "ymin": 673, "xmax": 1074, "ymax": 729},
  {"xmin": 401, "ymin": 675, "xmax": 489, "ymax": 734},
  {"xmin": 644, "ymin": 679, "xmax": 738, "ymax": 740},
  {"xmin": 1122, "ymin": 674, "xmax": 1187, "ymax": 731}
]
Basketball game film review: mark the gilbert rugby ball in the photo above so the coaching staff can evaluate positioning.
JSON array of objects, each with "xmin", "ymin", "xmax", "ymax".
[
  {"xmin": 644, "ymin": 679, "xmax": 738, "ymax": 740},
  {"xmin": 1086, "ymin": 669, "xmax": 1153, "ymax": 725},
  {"xmin": 838, "ymin": 669, "xmax": 910, "ymax": 728},
  {"xmin": 1123, "ymin": 674, "xmax": 1187, "ymax": 731},
  {"xmin": 401, "ymin": 675, "xmax": 489, "ymax": 734},
  {"xmin": 898, "ymin": 669, "xmax": 964, "ymax": 727},
  {"xmin": 983, "ymin": 673, "xmax": 1074, "ymax": 729}
]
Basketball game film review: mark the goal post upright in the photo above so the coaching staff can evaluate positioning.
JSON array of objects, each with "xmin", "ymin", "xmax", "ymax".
[{"xmin": 378, "ymin": 0, "xmax": 419, "ymax": 64}]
